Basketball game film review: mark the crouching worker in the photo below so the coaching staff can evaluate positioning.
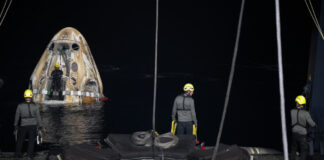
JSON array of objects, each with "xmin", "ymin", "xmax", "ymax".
[
  {"xmin": 14, "ymin": 89, "xmax": 42, "ymax": 158},
  {"xmin": 171, "ymin": 83, "xmax": 197, "ymax": 135},
  {"xmin": 290, "ymin": 95, "xmax": 316, "ymax": 160}
]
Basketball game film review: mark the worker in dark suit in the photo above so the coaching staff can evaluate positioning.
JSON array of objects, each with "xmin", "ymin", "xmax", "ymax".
[{"xmin": 14, "ymin": 89, "xmax": 42, "ymax": 158}]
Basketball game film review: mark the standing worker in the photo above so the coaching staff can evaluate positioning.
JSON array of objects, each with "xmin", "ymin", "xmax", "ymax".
[
  {"xmin": 14, "ymin": 89, "xmax": 42, "ymax": 159},
  {"xmin": 171, "ymin": 83, "xmax": 198, "ymax": 135},
  {"xmin": 290, "ymin": 95, "xmax": 316, "ymax": 160},
  {"xmin": 49, "ymin": 62, "xmax": 63, "ymax": 99}
]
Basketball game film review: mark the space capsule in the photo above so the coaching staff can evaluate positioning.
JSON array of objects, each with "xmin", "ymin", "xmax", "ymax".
[{"xmin": 29, "ymin": 27, "xmax": 104, "ymax": 104}]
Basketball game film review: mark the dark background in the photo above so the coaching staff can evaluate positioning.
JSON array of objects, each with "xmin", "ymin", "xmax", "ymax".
[{"xmin": 0, "ymin": 0, "xmax": 319, "ymax": 151}]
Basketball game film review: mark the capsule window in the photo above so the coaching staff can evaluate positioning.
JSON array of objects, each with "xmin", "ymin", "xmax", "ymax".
[
  {"xmin": 49, "ymin": 43, "xmax": 55, "ymax": 50},
  {"xmin": 72, "ymin": 43, "xmax": 80, "ymax": 51},
  {"xmin": 71, "ymin": 77, "xmax": 77, "ymax": 86},
  {"xmin": 72, "ymin": 62, "xmax": 78, "ymax": 72}
]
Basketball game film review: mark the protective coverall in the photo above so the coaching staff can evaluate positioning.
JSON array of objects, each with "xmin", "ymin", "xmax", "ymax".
[
  {"xmin": 172, "ymin": 94, "xmax": 197, "ymax": 135},
  {"xmin": 49, "ymin": 69, "xmax": 63, "ymax": 98},
  {"xmin": 290, "ymin": 108, "xmax": 316, "ymax": 160},
  {"xmin": 14, "ymin": 102, "xmax": 42, "ymax": 158}
]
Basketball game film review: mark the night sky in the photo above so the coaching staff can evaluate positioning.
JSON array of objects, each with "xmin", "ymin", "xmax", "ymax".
[{"xmin": 0, "ymin": 0, "xmax": 318, "ymax": 151}]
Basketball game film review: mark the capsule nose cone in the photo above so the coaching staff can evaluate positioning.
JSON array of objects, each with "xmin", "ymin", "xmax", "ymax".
[{"xmin": 52, "ymin": 27, "xmax": 86, "ymax": 43}]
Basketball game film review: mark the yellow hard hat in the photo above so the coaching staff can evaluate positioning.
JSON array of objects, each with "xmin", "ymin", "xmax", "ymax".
[
  {"xmin": 55, "ymin": 62, "xmax": 60, "ymax": 68},
  {"xmin": 183, "ymin": 83, "xmax": 194, "ymax": 92},
  {"xmin": 295, "ymin": 95, "xmax": 306, "ymax": 105},
  {"xmin": 24, "ymin": 89, "xmax": 33, "ymax": 98}
]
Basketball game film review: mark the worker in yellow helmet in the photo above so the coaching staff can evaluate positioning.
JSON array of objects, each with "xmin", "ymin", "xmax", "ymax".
[
  {"xmin": 290, "ymin": 95, "xmax": 316, "ymax": 160},
  {"xmin": 171, "ymin": 83, "xmax": 197, "ymax": 135},
  {"xmin": 49, "ymin": 62, "xmax": 63, "ymax": 99},
  {"xmin": 14, "ymin": 89, "xmax": 42, "ymax": 158}
]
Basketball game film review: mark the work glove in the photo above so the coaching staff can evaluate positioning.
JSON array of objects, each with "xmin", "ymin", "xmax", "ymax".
[
  {"xmin": 193, "ymin": 124, "xmax": 197, "ymax": 136},
  {"xmin": 171, "ymin": 120, "xmax": 177, "ymax": 135}
]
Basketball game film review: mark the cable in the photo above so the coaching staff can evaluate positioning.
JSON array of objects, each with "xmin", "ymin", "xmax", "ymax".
[
  {"xmin": 275, "ymin": 0, "xmax": 289, "ymax": 160},
  {"xmin": 0, "ymin": 0, "xmax": 8, "ymax": 19},
  {"xmin": 304, "ymin": 0, "xmax": 324, "ymax": 40},
  {"xmin": 151, "ymin": 0, "xmax": 160, "ymax": 158},
  {"xmin": 211, "ymin": 0, "xmax": 245, "ymax": 159},
  {"xmin": 0, "ymin": 0, "xmax": 12, "ymax": 28},
  {"xmin": 152, "ymin": 0, "xmax": 159, "ymax": 132}
]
